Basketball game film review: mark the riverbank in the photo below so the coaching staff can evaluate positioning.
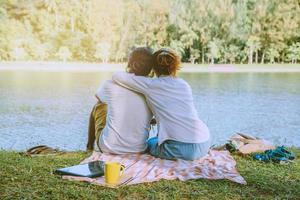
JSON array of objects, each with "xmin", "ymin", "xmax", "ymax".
[
  {"xmin": 1, "ymin": 149, "xmax": 299, "ymax": 199},
  {"xmin": 1, "ymin": 61, "xmax": 300, "ymax": 73}
]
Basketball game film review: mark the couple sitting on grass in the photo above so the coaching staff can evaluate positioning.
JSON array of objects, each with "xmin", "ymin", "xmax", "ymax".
[{"xmin": 86, "ymin": 47, "xmax": 211, "ymax": 161}]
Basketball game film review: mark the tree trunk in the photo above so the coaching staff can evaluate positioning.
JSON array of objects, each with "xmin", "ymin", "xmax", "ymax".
[
  {"xmin": 115, "ymin": 14, "xmax": 132, "ymax": 61},
  {"xmin": 71, "ymin": 15, "xmax": 75, "ymax": 32},
  {"xmin": 201, "ymin": 47, "xmax": 205, "ymax": 64},
  {"xmin": 255, "ymin": 50, "xmax": 258, "ymax": 63},
  {"xmin": 248, "ymin": 47, "xmax": 253, "ymax": 64},
  {"xmin": 261, "ymin": 51, "xmax": 265, "ymax": 64},
  {"xmin": 191, "ymin": 58, "xmax": 195, "ymax": 64},
  {"xmin": 55, "ymin": 12, "xmax": 59, "ymax": 30}
]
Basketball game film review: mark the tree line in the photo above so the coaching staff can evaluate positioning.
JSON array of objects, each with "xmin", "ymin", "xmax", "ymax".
[{"xmin": 0, "ymin": 0, "xmax": 300, "ymax": 64}]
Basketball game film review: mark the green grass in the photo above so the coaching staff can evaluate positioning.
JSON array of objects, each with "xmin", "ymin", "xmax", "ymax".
[{"xmin": 1, "ymin": 149, "xmax": 299, "ymax": 200}]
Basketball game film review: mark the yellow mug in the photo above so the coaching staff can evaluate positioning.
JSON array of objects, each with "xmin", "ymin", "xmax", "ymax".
[{"xmin": 104, "ymin": 162, "xmax": 125, "ymax": 185}]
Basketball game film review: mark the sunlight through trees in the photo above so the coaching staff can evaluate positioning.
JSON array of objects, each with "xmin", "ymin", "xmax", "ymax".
[{"xmin": 0, "ymin": 0, "xmax": 300, "ymax": 64}]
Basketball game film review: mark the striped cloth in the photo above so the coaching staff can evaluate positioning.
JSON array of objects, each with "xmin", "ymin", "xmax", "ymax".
[{"xmin": 63, "ymin": 150, "xmax": 246, "ymax": 187}]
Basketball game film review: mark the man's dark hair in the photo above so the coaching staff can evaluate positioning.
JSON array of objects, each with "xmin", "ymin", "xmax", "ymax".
[{"xmin": 127, "ymin": 47, "xmax": 154, "ymax": 76}]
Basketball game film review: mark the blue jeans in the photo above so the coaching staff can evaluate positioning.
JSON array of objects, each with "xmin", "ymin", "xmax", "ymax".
[{"xmin": 147, "ymin": 137, "xmax": 210, "ymax": 161}]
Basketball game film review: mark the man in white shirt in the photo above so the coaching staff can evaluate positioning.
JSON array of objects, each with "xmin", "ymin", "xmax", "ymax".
[{"xmin": 86, "ymin": 47, "xmax": 154, "ymax": 154}]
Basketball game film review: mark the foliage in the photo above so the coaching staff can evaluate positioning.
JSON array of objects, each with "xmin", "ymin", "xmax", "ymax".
[
  {"xmin": 0, "ymin": 0, "xmax": 300, "ymax": 64},
  {"xmin": 0, "ymin": 149, "xmax": 299, "ymax": 199}
]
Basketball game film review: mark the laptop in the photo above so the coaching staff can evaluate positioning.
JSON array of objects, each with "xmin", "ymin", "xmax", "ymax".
[{"xmin": 55, "ymin": 160, "xmax": 105, "ymax": 178}]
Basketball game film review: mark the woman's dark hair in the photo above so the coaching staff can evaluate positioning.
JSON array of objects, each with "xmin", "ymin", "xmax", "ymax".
[
  {"xmin": 153, "ymin": 48, "xmax": 181, "ymax": 77},
  {"xmin": 127, "ymin": 47, "xmax": 154, "ymax": 76}
]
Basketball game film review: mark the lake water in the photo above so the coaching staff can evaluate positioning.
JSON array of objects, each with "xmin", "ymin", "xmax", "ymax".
[{"xmin": 0, "ymin": 71, "xmax": 299, "ymax": 151}]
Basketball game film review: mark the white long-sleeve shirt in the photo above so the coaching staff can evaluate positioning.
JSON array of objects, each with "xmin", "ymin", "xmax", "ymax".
[
  {"xmin": 112, "ymin": 72, "xmax": 210, "ymax": 145},
  {"xmin": 96, "ymin": 80, "xmax": 152, "ymax": 154}
]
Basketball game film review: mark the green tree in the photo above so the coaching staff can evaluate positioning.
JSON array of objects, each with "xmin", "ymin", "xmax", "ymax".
[
  {"xmin": 95, "ymin": 42, "xmax": 110, "ymax": 63},
  {"xmin": 10, "ymin": 47, "xmax": 28, "ymax": 60},
  {"xmin": 287, "ymin": 43, "xmax": 300, "ymax": 64},
  {"xmin": 266, "ymin": 47, "xmax": 280, "ymax": 64},
  {"xmin": 207, "ymin": 38, "xmax": 223, "ymax": 64},
  {"xmin": 43, "ymin": 0, "xmax": 60, "ymax": 31},
  {"xmin": 246, "ymin": 36, "xmax": 261, "ymax": 64},
  {"xmin": 57, "ymin": 46, "xmax": 72, "ymax": 62}
]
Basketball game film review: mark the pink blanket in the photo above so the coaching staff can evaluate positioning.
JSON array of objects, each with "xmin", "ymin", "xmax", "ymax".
[{"xmin": 63, "ymin": 150, "xmax": 246, "ymax": 187}]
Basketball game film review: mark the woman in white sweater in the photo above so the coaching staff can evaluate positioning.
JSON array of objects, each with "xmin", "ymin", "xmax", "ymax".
[{"xmin": 112, "ymin": 48, "xmax": 210, "ymax": 160}]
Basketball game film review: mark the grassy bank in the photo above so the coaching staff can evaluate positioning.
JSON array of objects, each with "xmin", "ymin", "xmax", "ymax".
[{"xmin": 0, "ymin": 149, "xmax": 299, "ymax": 200}]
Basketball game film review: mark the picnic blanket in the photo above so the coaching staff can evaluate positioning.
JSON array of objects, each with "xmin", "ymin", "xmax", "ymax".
[{"xmin": 63, "ymin": 150, "xmax": 246, "ymax": 187}]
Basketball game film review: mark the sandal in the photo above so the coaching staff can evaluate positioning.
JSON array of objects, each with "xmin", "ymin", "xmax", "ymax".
[{"xmin": 20, "ymin": 145, "xmax": 64, "ymax": 157}]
